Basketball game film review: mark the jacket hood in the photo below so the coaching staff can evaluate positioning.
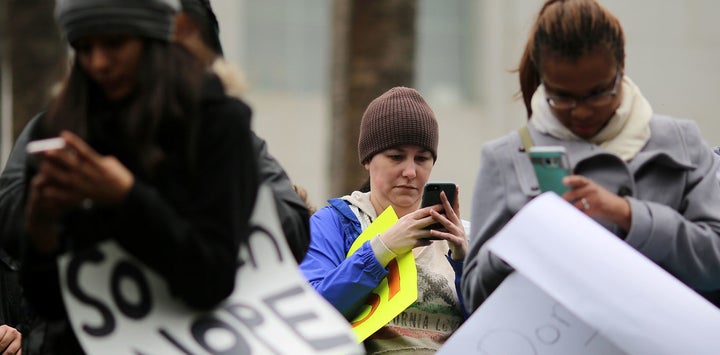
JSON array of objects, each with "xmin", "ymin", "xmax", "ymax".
[{"xmin": 211, "ymin": 58, "xmax": 248, "ymax": 99}]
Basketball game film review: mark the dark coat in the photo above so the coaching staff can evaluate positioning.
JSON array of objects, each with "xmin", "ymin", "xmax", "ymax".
[{"xmin": 4, "ymin": 75, "xmax": 258, "ymax": 354}]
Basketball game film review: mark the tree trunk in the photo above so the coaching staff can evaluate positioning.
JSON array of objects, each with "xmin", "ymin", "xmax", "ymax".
[
  {"xmin": 6, "ymin": 0, "xmax": 66, "ymax": 140},
  {"xmin": 330, "ymin": 0, "xmax": 417, "ymax": 197}
]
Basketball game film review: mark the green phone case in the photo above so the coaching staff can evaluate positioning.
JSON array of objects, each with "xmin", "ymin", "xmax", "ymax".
[{"xmin": 529, "ymin": 147, "xmax": 570, "ymax": 195}]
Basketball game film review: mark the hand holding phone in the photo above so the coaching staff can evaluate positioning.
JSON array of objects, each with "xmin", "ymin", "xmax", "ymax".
[
  {"xmin": 529, "ymin": 146, "xmax": 571, "ymax": 195},
  {"xmin": 420, "ymin": 182, "xmax": 457, "ymax": 233}
]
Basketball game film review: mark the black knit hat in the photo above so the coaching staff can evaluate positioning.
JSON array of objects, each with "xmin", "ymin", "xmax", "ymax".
[
  {"xmin": 358, "ymin": 87, "xmax": 439, "ymax": 164},
  {"xmin": 55, "ymin": 0, "xmax": 181, "ymax": 44}
]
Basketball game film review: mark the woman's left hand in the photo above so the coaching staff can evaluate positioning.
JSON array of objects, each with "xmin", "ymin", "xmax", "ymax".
[
  {"xmin": 427, "ymin": 187, "xmax": 468, "ymax": 261},
  {"xmin": 562, "ymin": 175, "xmax": 632, "ymax": 231},
  {"xmin": 0, "ymin": 324, "xmax": 22, "ymax": 355}
]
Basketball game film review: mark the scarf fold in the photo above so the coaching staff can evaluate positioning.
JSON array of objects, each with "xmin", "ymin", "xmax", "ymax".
[
  {"xmin": 341, "ymin": 191, "xmax": 377, "ymax": 230},
  {"xmin": 529, "ymin": 76, "xmax": 652, "ymax": 161}
]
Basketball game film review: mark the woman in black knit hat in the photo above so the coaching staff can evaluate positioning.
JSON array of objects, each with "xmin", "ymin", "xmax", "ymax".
[
  {"xmin": 18, "ymin": 0, "xmax": 258, "ymax": 353},
  {"xmin": 300, "ymin": 87, "xmax": 468, "ymax": 354}
]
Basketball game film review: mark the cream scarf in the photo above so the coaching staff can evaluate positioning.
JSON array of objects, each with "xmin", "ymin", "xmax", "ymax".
[{"xmin": 529, "ymin": 76, "xmax": 652, "ymax": 161}]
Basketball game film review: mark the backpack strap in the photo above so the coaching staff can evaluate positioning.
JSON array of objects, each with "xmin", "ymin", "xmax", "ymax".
[{"xmin": 518, "ymin": 124, "xmax": 534, "ymax": 152}]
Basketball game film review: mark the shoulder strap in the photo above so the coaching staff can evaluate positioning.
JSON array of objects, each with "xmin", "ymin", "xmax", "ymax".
[{"xmin": 518, "ymin": 124, "xmax": 534, "ymax": 152}]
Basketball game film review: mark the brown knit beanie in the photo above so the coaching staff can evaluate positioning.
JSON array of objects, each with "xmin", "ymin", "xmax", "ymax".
[{"xmin": 358, "ymin": 87, "xmax": 439, "ymax": 164}]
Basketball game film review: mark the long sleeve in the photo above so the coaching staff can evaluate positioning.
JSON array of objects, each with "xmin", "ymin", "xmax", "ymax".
[
  {"xmin": 299, "ymin": 206, "xmax": 388, "ymax": 319},
  {"xmin": 623, "ymin": 121, "xmax": 720, "ymax": 291},
  {"xmin": 0, "ymin": 114, "xmax": 40, "ymax": 256},
  {"xmin": 251, "ymin": 133, "xmax": 310, "ymax": 264},
  {"xmin": 113, "ymin": 96, "xmax": 258, "ymax": 309},
  {"xmin": 461, "ymin": 140, "xmax": 517, "ymax": 313}
]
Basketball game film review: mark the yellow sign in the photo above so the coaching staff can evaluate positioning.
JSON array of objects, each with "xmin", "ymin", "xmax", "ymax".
[{"xmin": 346, "ymin": 206, "xmax": 418, "ymax": 342}]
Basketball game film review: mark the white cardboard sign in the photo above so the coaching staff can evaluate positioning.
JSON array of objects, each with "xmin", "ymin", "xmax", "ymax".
[
  {"xmin": 438, "ymin": 272, "xmax": 623, "ymax": 355},
  {"xmin": 58, "ymin": 185, "xmax": 364, "ymax": 355},
  {"xmin": 441, "ymin": 192, "xmax": 720, "ymax": 355}
]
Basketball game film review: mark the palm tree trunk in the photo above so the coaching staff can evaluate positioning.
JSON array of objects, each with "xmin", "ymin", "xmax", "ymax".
[
  {"xmin": 6, "ymin": 0, "xmax": 66, "ymax": 140},
  {"xmin": 330, "ymin": 0, "xmax": 417, "ymax": 196}
]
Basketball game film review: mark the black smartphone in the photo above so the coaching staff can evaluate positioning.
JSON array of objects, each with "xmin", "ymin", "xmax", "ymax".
[
  {"xmin": 420, "ymin": 182, "xmax": 457, "ymax": 233},
  {"xmin": 529, "ymin": 146, "xmax": 571, "ymax": 195}
]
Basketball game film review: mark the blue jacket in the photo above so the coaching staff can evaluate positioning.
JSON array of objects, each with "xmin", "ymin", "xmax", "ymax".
[{"xmin": 300, "ymin": 198, "xmax": 466, "ymax": 319}]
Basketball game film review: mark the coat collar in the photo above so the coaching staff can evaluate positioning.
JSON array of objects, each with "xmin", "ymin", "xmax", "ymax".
[{"xmin": 525, "ymin": 114, "xmax": 696, "ymax": 171}]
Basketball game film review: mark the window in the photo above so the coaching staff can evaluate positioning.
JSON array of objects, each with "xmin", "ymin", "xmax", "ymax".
[
  {"xmin": 243, "ymin": 0, "xmax": 331, "ymax": 94},
  {"xmin": 417, "ymin": 0, "xmax": 478, "ymax": 105}
]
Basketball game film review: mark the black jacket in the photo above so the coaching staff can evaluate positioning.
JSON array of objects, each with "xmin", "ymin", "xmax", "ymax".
[{"xmin": 3, "ymin": 75, "xmax": 263, "ymax": 354}]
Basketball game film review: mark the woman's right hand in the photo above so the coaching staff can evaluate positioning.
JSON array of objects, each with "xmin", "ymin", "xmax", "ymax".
[
  {"xmin": 24, "ymin": 131, "xmax": 135, "ymax": 253},
  {"xmin": 377, "ymin": 205, "xmax": 441, "ymax": 256}
]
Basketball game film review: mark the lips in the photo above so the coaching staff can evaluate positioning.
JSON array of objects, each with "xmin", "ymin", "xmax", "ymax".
[
  {"xmin": 396, "ymin": 185, "xmax": 417, "ymax": 190},
  {"xmin": 96, "ymin": 79, "xmax": 130, "ymax": 100},
  {"xmin": 96, "ymin": 78, "xmax": 119, "ymax": 89}
]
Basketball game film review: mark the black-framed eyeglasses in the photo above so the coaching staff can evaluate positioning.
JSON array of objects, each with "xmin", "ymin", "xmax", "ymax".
[{"xmin": 544, "ymin": 71, "xmax": 622, "ymax": 110}]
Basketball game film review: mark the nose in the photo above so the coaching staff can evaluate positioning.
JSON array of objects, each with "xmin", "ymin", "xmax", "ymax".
[
  {"xmin": 570, "ymin": 102, "xmax": 594, "ymax": 120},
  {"xmin": 90, "ymin": 47, "xmax": 110, "ymax": 71},
  {"xmin": 401, "ymin": 160, "xmax": 417, "ymax": 179},
  {"xmin": 82, "ymin": 45, "xmax": 111, "ymax": 74}
]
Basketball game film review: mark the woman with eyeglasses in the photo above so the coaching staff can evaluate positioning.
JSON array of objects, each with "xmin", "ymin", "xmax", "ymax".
[{"xmin": 462, "ymin": 0, "xmax": 720, "ymax": 311}]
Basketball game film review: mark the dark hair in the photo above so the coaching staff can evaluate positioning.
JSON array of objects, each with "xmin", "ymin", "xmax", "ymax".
[
  {"xmin": 45, "ymin": 39, "xmax": 206, "ymax": 176},
  {"xmin": 518, "ymin": 0, "xmax": 625, "ymax": 117},
  {"xmin": 358, "ymin": 178, "xmax": 371, "ymax": 193}
]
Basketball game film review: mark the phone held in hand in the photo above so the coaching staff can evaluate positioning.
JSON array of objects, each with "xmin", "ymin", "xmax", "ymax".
[
  {"xmin": 26, "ymin": 137, "xmax": 66, "ymax": 155},
  {"xmin": 420, "ymin": 182, "xmax": 457, "ymax": 234},
  {"xmin": 529, "ymin": 146, "xmax": 571, "ymax": 195}
]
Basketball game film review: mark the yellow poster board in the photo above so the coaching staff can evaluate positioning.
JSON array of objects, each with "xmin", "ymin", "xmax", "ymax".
[{"xmin": 346, "ymin": 206, "xmax": 418, "ymax": 342}]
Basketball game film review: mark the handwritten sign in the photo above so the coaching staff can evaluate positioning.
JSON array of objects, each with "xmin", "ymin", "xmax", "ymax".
[
  {"xmin": 58, "ymin": 185, "xmax": 364, "ymax": 355},
  {"xmin": 345, "ymin": 206, "xmax": 418, "ymax": 342},
  {"xmin": 443, "ymin": 192, "xmax": 720, "ymax": 354},
  {"xmin": 438, "ymin": 273, "xmax": 622, "ymax": 355}
]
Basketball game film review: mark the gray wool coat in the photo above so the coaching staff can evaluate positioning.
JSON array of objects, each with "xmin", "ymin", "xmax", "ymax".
[{"xmin": 462, "ymin": 114, "xmax": 720, "ymax": 312}]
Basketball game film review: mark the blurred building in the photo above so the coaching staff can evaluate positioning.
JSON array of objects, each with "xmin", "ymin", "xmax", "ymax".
[{"xmin": 2, "ymin": 0, "xmax": 718, "ymax": 215}]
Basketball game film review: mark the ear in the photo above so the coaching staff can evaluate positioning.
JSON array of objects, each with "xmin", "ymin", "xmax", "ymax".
[
  {"xmin": 173, "ymin": 13, "xmax": 200, "ymax": 43},
  {"xmin": 363, "ymin": 162, "xmax": 371, "ymax": 171}
]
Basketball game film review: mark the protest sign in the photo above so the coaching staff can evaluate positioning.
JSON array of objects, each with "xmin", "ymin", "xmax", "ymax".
[
  {"xmin": 438, "ymin": 273, "xmax": 622, "ymax": 354},
  {"xmin": 441, "ymin": 192, "xmax": 720, "ymax": 355},
  {"xmin": 345, "ymin": 206, "xmax": 418, "ymax": 342},
  {"xmin": 58, "ymin": 185, "xmax": 364, "ymax": 355}
]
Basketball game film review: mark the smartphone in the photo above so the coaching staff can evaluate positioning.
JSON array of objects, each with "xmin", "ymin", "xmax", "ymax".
[
  {"xmin": 26, "ymin": 137, "xmax": 66, "ymax": 155},
  {"xmin": 529, "ymin": 146, "xmax": 571, "ymax": 195},
  {"xmin": 420, "ymin": 182, "xmax": 457, "ymax": 232}
]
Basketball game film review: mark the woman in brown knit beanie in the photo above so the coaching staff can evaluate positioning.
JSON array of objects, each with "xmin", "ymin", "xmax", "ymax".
[{"xmin": 300, "ymin": 87, "xmax": 469, "ymax": 354}]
